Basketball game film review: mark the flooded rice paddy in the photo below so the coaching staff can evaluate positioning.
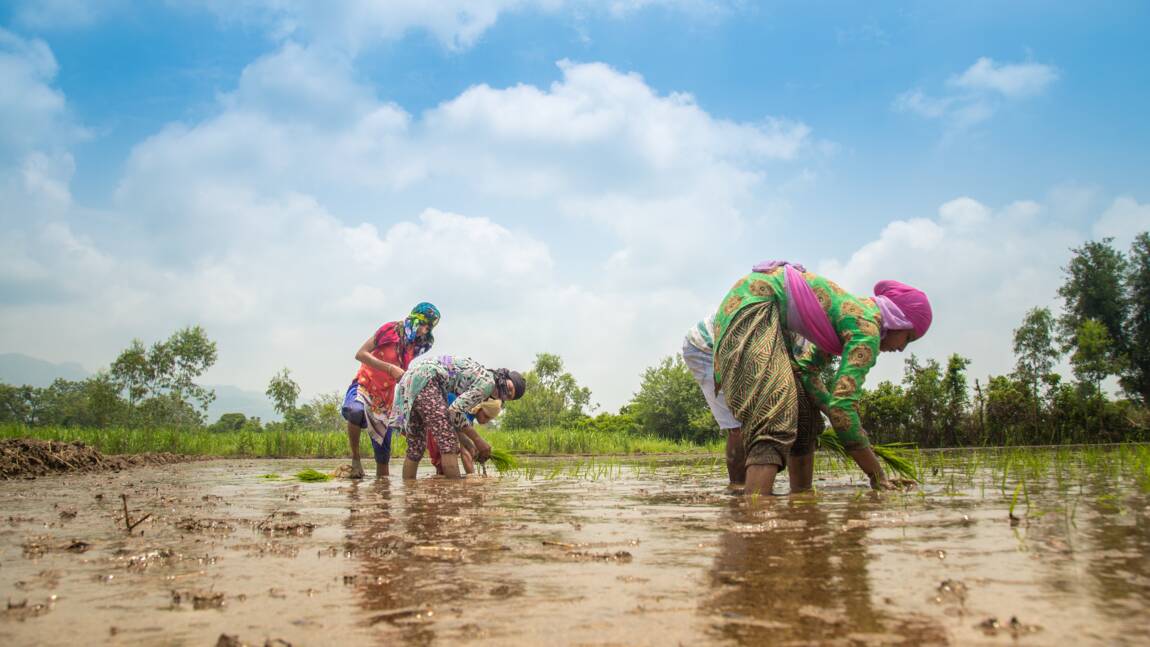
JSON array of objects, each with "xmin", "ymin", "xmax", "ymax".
[{"xmin": 1, "ymin": 447, "xmax": 1148, "ymax": 646}]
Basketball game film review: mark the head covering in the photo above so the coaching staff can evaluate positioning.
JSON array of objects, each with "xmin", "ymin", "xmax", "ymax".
[
  {"xmin": 752, "ymin": 260, "xmax": 808, "ymax": 274},
  {"xmin": 873, "ymin": 280, "xmax": 932, "ymax": 339},
  {"xmin": 403, "ymin": 302, "xmax": 440, "ymax": 354},
  {"xmin": 492, "ymin": 369, "xmax": 527, "ymax": 400},
  {"xmin": 470, "ymin": 398, "xmax": 503, "ymax": 420}
]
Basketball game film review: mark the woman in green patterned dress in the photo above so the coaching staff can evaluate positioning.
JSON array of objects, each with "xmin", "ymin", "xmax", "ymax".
[{"xmin": 713, "ymin": 261, "xmax": 933, "ymax": 496}]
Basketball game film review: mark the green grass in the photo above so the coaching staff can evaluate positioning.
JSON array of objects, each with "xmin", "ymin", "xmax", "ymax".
[
  {"xmin": 295, "ymin": 468, "xmax": 332, "ymax": 482},
  {"xmin": 0, "ymin": 423, "xmax": 723, "ymax": 458}
]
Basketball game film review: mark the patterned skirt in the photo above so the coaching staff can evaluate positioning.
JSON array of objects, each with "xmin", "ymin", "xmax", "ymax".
[{"xmin": 714, "ymin": 300, "xmax": 798, "ymax": 467}]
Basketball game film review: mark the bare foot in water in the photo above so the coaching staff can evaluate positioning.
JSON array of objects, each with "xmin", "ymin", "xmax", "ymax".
[{"xmin": 349, "ymin": 459, "xmax": 365, "ymax": 479}]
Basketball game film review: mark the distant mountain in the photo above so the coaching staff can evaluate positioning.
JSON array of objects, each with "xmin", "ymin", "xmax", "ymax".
[
  {"xmin": 0, "ymin": 353, "xmax": 90, "ymax": 386},
  {"xmin": 0, "ymin": 352, "xmax": 278, "ymax": 422}
]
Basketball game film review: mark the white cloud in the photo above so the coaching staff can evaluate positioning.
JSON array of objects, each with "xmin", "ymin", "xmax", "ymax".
[
  {"xmin": 2, "ymin": 40, "xmax": 811, "ymax": 410},
  {"xmin": 1093, "ymin": 196, "xmax": 1150, "ymax": 250},
  {"xmin": 817, "ymin": 194, "xmax": 1099, "ymax": 389},
  {"xmin": 949, "ymin": 57, "xmax": 1059, "ymax": 99},
  {"xmin": 894, "ymin": 56, "xmax": 1059, "ymax": 131},
  {"xmin": 0, "ymin": 28, "xmax": 81, "ymax": 156}
]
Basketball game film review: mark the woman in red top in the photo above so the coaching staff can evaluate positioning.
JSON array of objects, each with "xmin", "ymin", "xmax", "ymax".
[{"xmin": 341, "ymin": 302, "xmax": 440, "ymax": 478}]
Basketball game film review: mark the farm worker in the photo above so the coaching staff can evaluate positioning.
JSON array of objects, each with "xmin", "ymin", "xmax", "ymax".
[
  {"xmin": 340, "ymin": 302, "xmax": 440, "ymax": 479},
  {"xmin": 682, "ymin": 313, "xmax": 825, "ymax": 490},
  {"xmin": 430, "ymin": 396, "xmax": 503, "ymax": 476},
  {"xmin": 713, "ymin": 260, "xmax": 932, "ymax": 496},
  {"xmin": 388, "ymin": 355, "xmax": 526, "ymax": 480}
]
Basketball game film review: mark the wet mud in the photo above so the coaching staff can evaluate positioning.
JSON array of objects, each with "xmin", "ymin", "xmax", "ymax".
[
  {"xmin": 1, "ymin": 454, "xmax": 1148, "ymax": 645},
  {"xmin": 0, "ymin": 439, "xmax": 194, "ymax": 480}
]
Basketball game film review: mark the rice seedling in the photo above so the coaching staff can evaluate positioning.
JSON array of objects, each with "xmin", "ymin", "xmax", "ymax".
[
  {"xmin": 486, "ymin": 447, "xmax": 518, "ymax": 473},
  {"xmin": 817, "ymin": 430, "xmax": 919, "ymax": 481},
  {"xmin": 295, "ymin": 468, "xmax": 332, "ymax": 482},
  {"xmin": 258, "ymin": 473, "xmax": 281, "ymax": 479}
]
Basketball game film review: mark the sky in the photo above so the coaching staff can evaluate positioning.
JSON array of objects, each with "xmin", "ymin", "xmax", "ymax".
[{"xmin": 1, "ymin": 0, "xmax": 1148, "ymax": 412}]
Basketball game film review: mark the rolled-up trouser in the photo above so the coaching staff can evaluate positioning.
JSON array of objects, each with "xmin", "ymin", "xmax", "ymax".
[
  {"xmin": 341, "ymin": 381, "xmax": 392, "ymax": 463},
  {"xmin": 404, "ymin": 377, "xmax": 461, "ymax": 462},
  {"xmin": 715, "ymin": 300, "xmax": 797, "ymax": 469},
  {"xmin": 681, "ymin": 339, "xmax": 742, "ymax": 430}
]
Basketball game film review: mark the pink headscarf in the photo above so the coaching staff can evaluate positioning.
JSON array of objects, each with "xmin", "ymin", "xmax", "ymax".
[{"xmin": 873, "ymin": 280, "xmax": 932, "ymax": 339}]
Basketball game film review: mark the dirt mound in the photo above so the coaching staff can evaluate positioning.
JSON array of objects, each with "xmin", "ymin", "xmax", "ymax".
[{"xmin": 0, "ymin": 438, "xmax": 195, "ymax": 480}]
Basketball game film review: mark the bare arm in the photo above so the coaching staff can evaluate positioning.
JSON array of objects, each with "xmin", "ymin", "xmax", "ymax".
[
  {"xmin": 460, "ymin": 423, "xmax": 492, "ymax": 461},
  {"xmin": 353, "ymin": 335, "xmax": 404, "ymax": 380},
  {"xmin": 848, "ymin": 447, "xmax": 890, "ymax": 489}
]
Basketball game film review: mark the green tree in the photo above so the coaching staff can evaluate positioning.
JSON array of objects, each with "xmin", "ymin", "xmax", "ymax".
[
  {"xmin": 941, "ymin": 354, "xmax": 971, "ymax": 446},
  {"xmin": 0, "ymin": 383, "xmax": 39, "ymax": 425},
  {"xmin": 1123, "ymin": 232, "xmax": 1150, "ymax": 404},
  {"xmin": 292, "ymin": 391, "xmax": 344, "ymax": 432},
  {"xmin": 1070, "ymin": 319, "xmax": 1121, "ymax": 394},
  {"xmin": 158, "ymin": 326, "xmax": 218, "ymax": 415},
  {"xmin": 629, "ymin": 355, "xmax": 715, "ymax": 442},
  {"xmin": 110, "ymin": 327, "xmax": 218, "ymax": 426},
  {"xmin": 1058, "ymin": 238, "xmax": 1129, "ymax": 354},
  {"xmin": 209, "ymin": 412, "xmax": 251, "ymax": 433},
  {"xmin": 110, "ymin": 339, "xmax": 150, "ymax": 421},
  {"xmin": 984, "ymin": 375, "xmax": 1030, "ymax": 445},
  {"xmin": 502, "ymin": 353, "xmax": 593, "ymax": 429},
  {"xmin": 1012, "ymin": 307, "xmax": 1060, "ymax": 439},
  {"xmin": 266, "ymin": 368, "xmax": 301, "ymax": 420},
  {"xmin": 859, "ymin": 381, "xmax": 910, "ymax": 444},
  {"xmin": 902, "ymin": 355, "xmax": 944, "ymax": 446}
]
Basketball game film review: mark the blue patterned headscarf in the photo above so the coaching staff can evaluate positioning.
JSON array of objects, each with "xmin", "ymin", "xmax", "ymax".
[{"xmin": 403, "ymin": 302, "xmax": 440, "ymax": 355}]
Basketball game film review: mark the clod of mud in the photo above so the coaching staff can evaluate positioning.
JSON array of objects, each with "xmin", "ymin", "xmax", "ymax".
[
  {"xmin": 217, "ymin": 634, "xmax": 294, "ymax": 647},
  {"xmin": 176, "ymin": 517, "xmax": 236, "ymax": 534},
  {"xmin": 976, "ymin": 615, "xmax": 1042, "ymax": 637},
  {"xmin": 368, "ymin": 605, "xmax": 435, "ymax": 627},
  {"xmin": 0, "ymin": 438, "xmax": 196, "ymax": 480},
  {"xmin": 934, "ymin": 579, "xmax": 968, "ymax": 606},
  {"xmin": 171, "ymin": 589, "xmax": 226, "ymax": 610},
  {"xmin": 3, "ymin": 597, "xmax": 55, "ymax": 621},
  {"xmin": 565, "ymin": 550, "xmax": 633, "ymax": 562}
]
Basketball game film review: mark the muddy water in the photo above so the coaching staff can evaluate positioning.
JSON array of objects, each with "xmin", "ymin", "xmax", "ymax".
[{"xmin": 1, "ymin": 457, "xmax": 1148, "ymax": 646}]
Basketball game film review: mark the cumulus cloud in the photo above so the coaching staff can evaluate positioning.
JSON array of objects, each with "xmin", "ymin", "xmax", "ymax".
[
  {"xmin": 2, "ymin": 37, "xmax": 812, "ymax": 410},
  {"xmin": 0, "ymin": 28, "xmax": 83, "ymax": 157},
  {"xmin": 894, "ymin": 56, "xmax": 1059, "ymax": 130},
  {"xmin": 817, "ymin": 194, "xmax": 1104, "ymax": 389}
]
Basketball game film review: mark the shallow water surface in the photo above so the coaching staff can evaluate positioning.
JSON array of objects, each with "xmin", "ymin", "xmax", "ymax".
[{"xmin": 1, "ymin": 452, "xmax": 1147, "ymax": 645}]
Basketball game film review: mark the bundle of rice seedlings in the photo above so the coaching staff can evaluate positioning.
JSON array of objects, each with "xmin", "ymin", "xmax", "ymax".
[
  {"xmin": 295, "ymin": 468, "xmax": 332, "ymax": 482},
  {"xmin": 486, "ymin": 447, "xmax": 518, "ymax": 473},
  {"xmin": 818, "ymin": 430, "xmax": 918, "ymax": 482}
]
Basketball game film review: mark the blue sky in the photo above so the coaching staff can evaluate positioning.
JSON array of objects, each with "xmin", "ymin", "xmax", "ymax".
[{"xmin": 1, "ymin": 0, "xmax": 1148, "ymax": 411}]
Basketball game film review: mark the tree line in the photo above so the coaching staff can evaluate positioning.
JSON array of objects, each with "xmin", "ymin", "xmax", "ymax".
[{"xmin": 2, "ymin": 232, "xmax": 1147, "ymax": 447}]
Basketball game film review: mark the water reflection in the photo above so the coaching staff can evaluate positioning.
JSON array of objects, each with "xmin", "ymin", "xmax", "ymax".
[{"xmin": 704, "ymin": 496, "xmax": 947, "ymax": 644}]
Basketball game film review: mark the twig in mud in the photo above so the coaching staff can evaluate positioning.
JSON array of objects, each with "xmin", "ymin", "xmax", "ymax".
[
  {"xmin": 120, "ymin": 494, "xmax": 151, "ymax": 533},
  {"xmin": 542, "ymin": 540, "xmax": 578, "ymax": 549}
]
